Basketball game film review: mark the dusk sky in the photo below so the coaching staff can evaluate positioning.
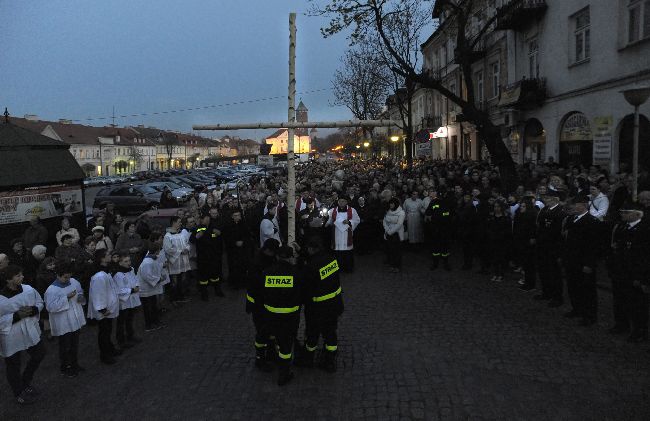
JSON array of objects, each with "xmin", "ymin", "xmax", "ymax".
[{"xmin": 0, "ymin": 0, "xmax": 355, "ymax": 141}]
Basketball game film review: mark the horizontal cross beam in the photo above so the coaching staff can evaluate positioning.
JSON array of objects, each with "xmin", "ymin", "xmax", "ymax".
[{"xmin": 192, "ymin": 119, "xmax": 400, "ymax": 131}]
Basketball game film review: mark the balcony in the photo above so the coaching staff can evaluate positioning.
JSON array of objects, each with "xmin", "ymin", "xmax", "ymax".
[
  {"xmin": 495, "ymin": 0, "xmax": 547, "ymax": 31},
  {"xmin": 422, "ymin": 116, "xmax": 443, "ymax": 128},
  {"xmin": 453, "ymin": 39, "xmax": 487, "ymax": 64},
  {"xmin": 498, "ymin": 78, "xmax": 547, "ymax": 110}
]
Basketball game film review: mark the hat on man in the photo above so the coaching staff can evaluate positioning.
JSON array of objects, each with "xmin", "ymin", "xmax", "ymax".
[{"xmin": 92, "ymin": 226, "xmax": 105, "ymax": 233}]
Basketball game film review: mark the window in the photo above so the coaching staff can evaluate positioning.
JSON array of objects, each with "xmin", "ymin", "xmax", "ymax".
[
  {"xmin": 491, "ymin": 61, "xmax": 500, "ymax": 98},
  {"xmin": 628, "ymin": 0, "xmax": 650, "ymax": 43},
  {"xmin": 573, "ymin": 8, "xmax": 590, "ymax": 63},
  {"xmin": 476, "ymin": 71, "xmax": 484, "ymax": 106},
  {"xmin": 528, "ymin": 38, "xmax": 539, "ymax": 78}
]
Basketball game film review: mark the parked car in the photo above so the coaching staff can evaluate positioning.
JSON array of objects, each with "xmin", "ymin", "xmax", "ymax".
[
  {"xmin": 93, "ymin": 185, "xmax": 161, "ymax": 214},
  {"xmin": 145, "ymin": 181, "xmax": 192, "ymax": 203}
]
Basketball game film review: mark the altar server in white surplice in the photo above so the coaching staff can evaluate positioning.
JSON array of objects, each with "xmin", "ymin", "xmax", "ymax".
[
  {"xmin": 44, "ymin": 261, "xmax": 86, "ymax": 377},
  {"xmin": 0, "ymin": 265, "xmax": 46, "ymax": 404}
]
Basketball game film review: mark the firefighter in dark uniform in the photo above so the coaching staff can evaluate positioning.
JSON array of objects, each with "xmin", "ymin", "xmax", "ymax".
[
  {"xmin": 424, "ymin": 187, "xmax": 453, "ymax": 270},
  {"xmin": 562, "ymin": 195, "xmax": 601, "ymax": 326},
  {"xmin": 190, "ymin": 214, "xmax": 224, "ymax": 301},
  {"xmin": 259, "ymin": 245, "xmax": 302, "ymax": 386},
  {"xmin": 294, "ymin": 236, "xmax": 344, "ymax": 372},
  {"xmin": 535, "ymin": 192, "xmax": 566, "ymax": 307},
  {"xmin": 246, "ymin": 238, "xmax": 279, "ymax": 372},
  {"xmin": 607, "ymin": 201, "xmax": 650, "ymax": 342}
]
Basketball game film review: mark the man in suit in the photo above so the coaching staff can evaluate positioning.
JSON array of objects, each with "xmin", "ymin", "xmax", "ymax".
[
  {"xmin": 535, "ymin": 192, "xmax": 566, "ymax": 307},
  {"xmin": 563, "ymin": 195, "xmax": 602, "ymax": 326},
  {"xmin": 607, "ymin": 202, "xmax": 650, "ymax": 342}
]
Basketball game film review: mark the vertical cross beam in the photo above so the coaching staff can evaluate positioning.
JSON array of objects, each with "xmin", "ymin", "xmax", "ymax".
[{"xmin": 287, "ymin": 12, "xmax": 297, "ymax": 245}]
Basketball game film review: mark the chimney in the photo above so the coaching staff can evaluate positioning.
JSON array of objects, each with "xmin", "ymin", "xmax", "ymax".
[
  {"xmin": 24, "ymin": 114, "xmax": 39, "ymax": 121},
  {"xmin": 59, "ymin": 119, "xmax": 72, "ymax": 124},
  {"xmin": 137, "ymin": 124, "xmax": 144, "ymax": 128}
]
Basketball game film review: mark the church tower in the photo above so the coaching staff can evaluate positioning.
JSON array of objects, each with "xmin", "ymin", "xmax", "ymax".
[{"xmin": 296, "ymin": 100, "xmax": 308, "ymax": 123}]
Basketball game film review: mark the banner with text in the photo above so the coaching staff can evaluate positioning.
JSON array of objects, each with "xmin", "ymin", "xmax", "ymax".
[
  {"xmin": 0, "ymin": 185, "xmax": 83, "ymax": 225},
  {"xmin": 593, "ymin": 116, "xmax": 613, "ymax": 166}
]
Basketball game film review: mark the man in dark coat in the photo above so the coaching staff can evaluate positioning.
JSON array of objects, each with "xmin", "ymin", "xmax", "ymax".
[
  {"xmin": 535, "ymin": 192, "xmax": 566, "ymax": 307},
  {"xmin": 607, "ymin": 202, "xmax": 650, "ymax": 342},
  {"xmin": 23, "ymin": 216, "xmax": 48, "ymax": 251},
  {"xmin": 223, "ymin": 209, "xmax": 254, "ymax": 289},
  {"xmin": 563, "ymin": 195, "xmax": 602, "ymax": 326}
]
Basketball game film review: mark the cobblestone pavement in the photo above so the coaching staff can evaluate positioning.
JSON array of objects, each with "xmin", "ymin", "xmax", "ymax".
[{"xmin": 2, "ymin": 250, "xmax": 650, "ymax": 420}]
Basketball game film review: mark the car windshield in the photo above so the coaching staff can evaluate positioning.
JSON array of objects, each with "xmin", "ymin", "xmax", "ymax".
[{"xmin": 139, "ymin": 186, "xmax": 159, "ymax": 195}]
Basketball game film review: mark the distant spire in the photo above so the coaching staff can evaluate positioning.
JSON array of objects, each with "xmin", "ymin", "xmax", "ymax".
[{"xmin": 3, "ymin": 107, "xmax": 9, "ymax": 123}]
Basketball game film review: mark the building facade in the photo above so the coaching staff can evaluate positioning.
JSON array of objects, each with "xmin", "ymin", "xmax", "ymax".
[
  {"xmin": 415, "ymin": 0, "xmax": 650, "ymax": 171},
  {"xmin": 265, "ymin": 100, "xmax": 312, "ymax": 154}
]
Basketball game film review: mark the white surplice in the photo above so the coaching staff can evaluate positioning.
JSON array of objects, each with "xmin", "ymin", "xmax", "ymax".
[
  {"xmin": 87, "ymin": 270, "xmax": 124, "ymax": 320},
  {"xmin": 163, "ymin": 230, "xmax": 191, "ymax": 275},
  {"xmin": 113, "ymin": 268, "xmax": 141, "ymax": 310},
  {"xmin": 44, "ymin": 278, "xmax": 86, "ymax": 337},
  {"xmin": 138, "ymin": 251, "xmax": 169, "ymax": 298},
  {"xmin": 326, "ymin": 206, "xmax": 360, "ymax": 251},
  {"xmin": 0, "ymin": 284, "xmax": 43, "ymax": 357},
  {"xmin": 403, "ymin": 198, "xmax": 424, "ymax": 244}
]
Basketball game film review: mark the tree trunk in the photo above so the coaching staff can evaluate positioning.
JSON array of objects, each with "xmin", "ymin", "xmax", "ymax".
[{"xmin": 479, "ymin": 121, "xmax": 517, "ymax": 192}]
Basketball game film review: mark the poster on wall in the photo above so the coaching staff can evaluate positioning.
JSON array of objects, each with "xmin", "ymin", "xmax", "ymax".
[
  {"xmin": 593, "ymin": 116, "xmax": 613, "ymax": 166},
  {"xmin": 0, "ymin": 184, "xmax": 83, "ymax": 225},
  {"xmin": 416, "ymin": 141, "xmax": 432, "ymax": 157}
]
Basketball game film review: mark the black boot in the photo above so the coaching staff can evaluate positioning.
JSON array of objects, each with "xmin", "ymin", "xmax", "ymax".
[
  {"xmin": 294, "ymin": 345, "xmax": 315, "ymax": 368},
  {"xmin": 200, "ymin": 287, "xmax": 209, "ymax": 302},
  {"xmin": 266, "ymin": 340, "xmax": 278, "ymax": 363},
  {"xmin": 318, "ymin": 350, "xmax": 337, "ymax": 373},
  {"xmin": 214, "ymin": 284, "xmax": 224, "ymax": 297},
  {"xmin": 443, "ymin": 257, "xmax": 451, "ymax": 271},
  {"xmin": 429, "ymin": 257, "xmax": 439, "ymax": 271},
  {"xmin": 254, "ymin": 347, "xmax": 272, "ymax": 372},
  {"xmin": 277, "ymin": 361, "xmax": 294, "ymax": 386}
]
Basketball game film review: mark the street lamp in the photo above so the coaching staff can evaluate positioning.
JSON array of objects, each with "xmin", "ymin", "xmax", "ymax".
[
  {"xmin": 390, "ymin": 135, "xmax": 399, "ymax": 142},
  {"xmin": 622, "ymin": 86, "xmax": 650, "ymax": 201},
  {"xmin": 363, "ymin": 141, "xmax": 370, "ymax": 147}
]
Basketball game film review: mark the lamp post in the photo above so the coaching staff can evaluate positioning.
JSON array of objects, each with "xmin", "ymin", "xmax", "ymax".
[
  {"xmin": 391, "ymin": 135, "xmax": 400, "ymax": 161},
  {"xmin": 622, "ymin": 87, "xmax": 650, "ymax": 201}
]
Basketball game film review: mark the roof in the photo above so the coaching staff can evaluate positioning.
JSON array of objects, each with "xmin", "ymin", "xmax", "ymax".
[
  {"xmin": 0, "ymin": 121, "xmax": 85, "ymax": 188},
  {"xmin": 296, "ymin": 101, "xmax": 308, "ymax": 111},
  {"xmin": 265, "ymin": 128, "xmax": 309, "ymax": 139}
]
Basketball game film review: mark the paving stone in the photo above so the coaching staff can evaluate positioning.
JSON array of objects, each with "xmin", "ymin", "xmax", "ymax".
[{"xmin": 1, "ymin": 251, "xmax": 650, "ymax": 419}]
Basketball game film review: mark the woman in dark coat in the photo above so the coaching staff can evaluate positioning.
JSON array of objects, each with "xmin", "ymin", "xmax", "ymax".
[
  {"xmin": 512, "ymin": 200, "xmax": 538, "ymax": 290},
  {"xmin": 35, "ymin": 256, "xmax": 57, "ymax": 339},
  {"xmin": 486, "ymin": 201, "xmax": 512, "ymax": 282}
]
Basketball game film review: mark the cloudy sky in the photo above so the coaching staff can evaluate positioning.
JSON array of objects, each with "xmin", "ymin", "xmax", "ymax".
[{"xmin": 0, "ymin": 0, "xmax": 355, "ymax": 140}]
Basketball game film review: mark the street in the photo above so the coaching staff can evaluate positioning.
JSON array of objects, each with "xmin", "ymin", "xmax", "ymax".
[{"xmin": 1, "ymin": 251, "xmax": 649, "ymax": 420}]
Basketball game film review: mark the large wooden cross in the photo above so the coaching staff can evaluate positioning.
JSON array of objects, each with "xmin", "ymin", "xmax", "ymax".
[{"xmin": 193, "ymin": 13, "xmax": 398, "ymax": 245}]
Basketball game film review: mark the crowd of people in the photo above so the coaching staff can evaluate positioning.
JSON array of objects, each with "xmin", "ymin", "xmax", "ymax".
[{"xmin": 1, "ymin": 157, "xmax": 650, "ymax": 401}]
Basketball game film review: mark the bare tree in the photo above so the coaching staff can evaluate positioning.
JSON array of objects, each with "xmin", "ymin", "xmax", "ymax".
[
  {"xmin": 127, "ymin": 146, "xmax": 144, "ymax": 172},
  {"xmin": 311, "ymin": 0, "xmax": 520, "ymax": 185},
  {"xmin": 332, "ymin": 44, "xmax": 392, "ymax": 149},
  {"xmin": 160, "ymin": 134, "xmax": 177, "ymax": 169}
]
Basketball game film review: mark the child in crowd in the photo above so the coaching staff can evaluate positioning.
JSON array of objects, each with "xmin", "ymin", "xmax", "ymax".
[
  {"xmin": 44, "ymin": 262, "xmax": 86, "ymax": 377},
  {"xmin": 0, "ymin": 265, "xmax": 46, "ymax": 405},
  {"xmin": 87, "ymin": 249, "xmax": 121, "ymax": 364},
  {"xmin": 138, "ymin": 243, "xmax": 168, "ymax": 332},
  {"xmin": 113, "ymin": 254, "xmax": 142, "ymax": 348}
]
